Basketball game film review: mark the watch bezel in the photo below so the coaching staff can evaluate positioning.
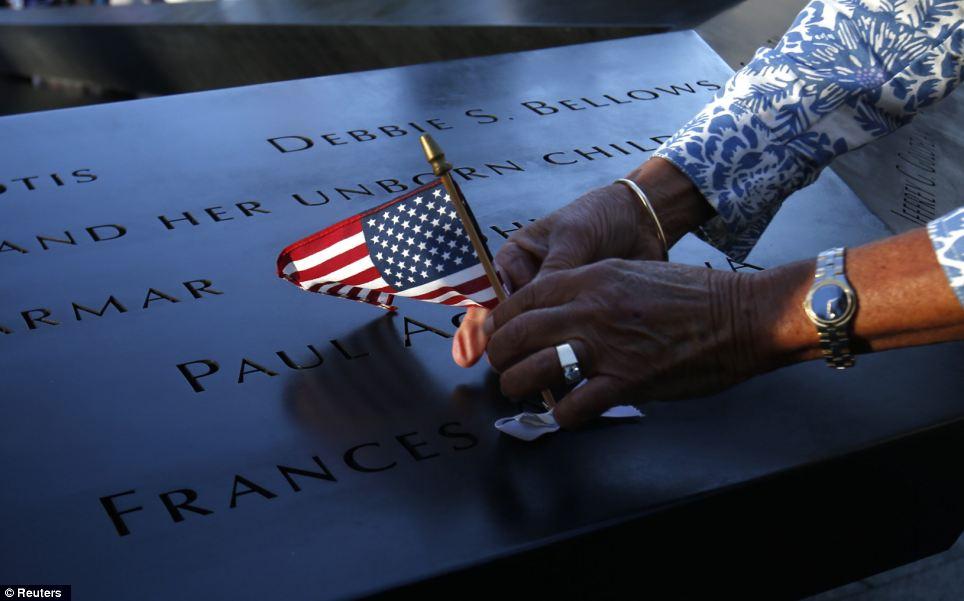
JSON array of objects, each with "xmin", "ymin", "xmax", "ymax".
[{"xmin": 803, "ymin": 277, "xmax": 857, "ymax": 327}]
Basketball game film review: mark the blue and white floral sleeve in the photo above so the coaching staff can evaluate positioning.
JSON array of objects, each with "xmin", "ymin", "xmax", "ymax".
[
  {"xmin": 929, "ymin": 207, "xmax": 964, "ymax": 306},
  {"xmin": 654, "ymin": 0, "xmax": 964, "ymax": 302}
]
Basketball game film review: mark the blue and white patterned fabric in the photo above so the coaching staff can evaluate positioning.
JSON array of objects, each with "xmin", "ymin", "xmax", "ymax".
[
  {"xmin": 929, "ymin": 207, "xmax": 964, "ymax": 305},
  {"xmin": 654, "ymin": 0, "xmax": 964, "ymax": 305}
]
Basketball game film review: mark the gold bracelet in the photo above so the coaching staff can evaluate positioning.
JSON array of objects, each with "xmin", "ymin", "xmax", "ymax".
[{"xmin": 614, "ymin": 178, "xmax": 668, "ymax": 260}]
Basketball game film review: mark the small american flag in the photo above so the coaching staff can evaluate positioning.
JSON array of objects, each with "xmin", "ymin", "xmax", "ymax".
[{"xmin": 277, "ymin": 179, "xmax": 499, "ymax": 311}]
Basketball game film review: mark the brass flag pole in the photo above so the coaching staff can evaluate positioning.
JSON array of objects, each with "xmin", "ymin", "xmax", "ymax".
[{"xmin": 419, "ymin": 134, "xmax": 556, "ymax": 410}]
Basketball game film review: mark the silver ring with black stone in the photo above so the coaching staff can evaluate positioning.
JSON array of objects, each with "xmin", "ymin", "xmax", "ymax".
[{"xmin": 556, "ymin": 343, "xmax": 583, "ymax": 386}]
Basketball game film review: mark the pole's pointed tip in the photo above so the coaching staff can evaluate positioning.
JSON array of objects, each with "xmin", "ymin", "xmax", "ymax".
[
  {"xmin": 419, "ymin": 133, "xmax": 443, "ymax": 163},
  {"xmin": 419, "ymin": 133, "xmax": 450, "ymax": 175}
]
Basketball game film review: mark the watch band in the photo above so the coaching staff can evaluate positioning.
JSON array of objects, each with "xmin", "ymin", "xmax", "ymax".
[
  {"xmin": 817, "ymin": 325, "xmax": 855, "ymax": 369},
  {"xmin": 814, "ymin": 246, "xmax": 843, "ymax": 279},
  {"xmin": 810, "ymin": 247, "xmax": 856, "ymax": 370}
]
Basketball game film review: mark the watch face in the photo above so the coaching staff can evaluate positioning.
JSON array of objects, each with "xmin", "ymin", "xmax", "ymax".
[{"xmin": 810, "ymin": 283, "xmax": 851, "ymax": 324}]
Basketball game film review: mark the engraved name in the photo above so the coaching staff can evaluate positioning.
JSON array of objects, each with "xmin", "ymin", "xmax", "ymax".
[
  {"xmin": 0, "ymin": 279, "xmax": 223, "ymax": 336},
  {"xmin": 98, "ymin": 421, "xmax": 480, "ymax": 537}
]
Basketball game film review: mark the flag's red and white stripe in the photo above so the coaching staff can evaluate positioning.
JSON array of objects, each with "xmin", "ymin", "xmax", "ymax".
[{"xmin": 278, "ymin": 218, "xmax": 397, "ymax": 309}]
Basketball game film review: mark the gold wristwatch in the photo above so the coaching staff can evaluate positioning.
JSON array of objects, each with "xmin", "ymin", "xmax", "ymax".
[{"xmin": 803, "ymin": 247, "xmax": 857, "ymax": 369}]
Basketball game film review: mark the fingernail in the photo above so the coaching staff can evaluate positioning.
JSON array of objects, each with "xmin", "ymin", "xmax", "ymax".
[
  {"xmin": 452, "ymin": 338, "xmax": 464, "ymax": 366},
  {"xmin": 483, "ymin": 314, "xmax": 495, "ymax": 336}
]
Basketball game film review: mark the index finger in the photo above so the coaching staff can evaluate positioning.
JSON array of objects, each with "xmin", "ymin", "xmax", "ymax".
[
  {"xmin": 483, "ymin": 269, "xmax": 576, "ymax": 337},
  {"xmin": 452, "ymin": 306, "xmax": 490, "ymax": 368}
]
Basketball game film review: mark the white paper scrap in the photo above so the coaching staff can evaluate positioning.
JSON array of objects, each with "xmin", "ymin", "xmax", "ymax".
[{"xmin": 494, "ymin": 404, "xmax": 644, "ymax": 441}]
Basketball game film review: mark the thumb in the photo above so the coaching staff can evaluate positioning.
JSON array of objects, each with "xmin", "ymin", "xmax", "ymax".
[{"xmin": 553, "ymin": 376, "xmax": 622, "ymax": 429}]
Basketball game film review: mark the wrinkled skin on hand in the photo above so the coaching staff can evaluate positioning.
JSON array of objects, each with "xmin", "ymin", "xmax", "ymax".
[
  {"xmin": 452, "ymin": 183, "xmax": 665, "ymax": 368},
  {"xmin": 482, "ymin": 259, "xmax": 766, "ymax": 428}
]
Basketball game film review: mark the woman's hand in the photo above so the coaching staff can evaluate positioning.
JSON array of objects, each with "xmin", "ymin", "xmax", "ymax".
[
  {"xmin": 479, "ymin": 227, "xmax": 964, "ymax": 427},
  {"xmin": 452, "ymin": 183, "xmax": 662, "ymax": 367},
  {"xmin": 452, "ymin": 158, "xmax": 715, "ymax": 367},
  {"xmin": 491, "ymin": 182, "xmax": 667, "ymax": 294},
  {"xmin": 482, "ymin": 259, "xmax": 777, "ymax": 428}
]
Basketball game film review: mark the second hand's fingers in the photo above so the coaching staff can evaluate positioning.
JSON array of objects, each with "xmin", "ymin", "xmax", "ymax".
[
  {"xmin": 486, "ymin": 305, "xmax": 578, "ymax": 373},
  {"xmin": 484, "ymin": 270, "xmax": 577, "ymax": 338},
  {"xmin": 452, "ymin": 306, "xmax": 491, "ymax": 368},
  {"xmin": 498, "ymin": 339, "xmax": 591, "ymax": 398}
]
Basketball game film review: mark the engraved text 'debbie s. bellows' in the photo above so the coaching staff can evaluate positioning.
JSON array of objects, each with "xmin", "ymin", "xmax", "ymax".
[{"xmin": 1, "ymin": 32, "xmax": 963, "ymax": 599}]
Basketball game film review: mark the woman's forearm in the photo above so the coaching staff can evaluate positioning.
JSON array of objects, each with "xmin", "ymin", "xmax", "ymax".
[
  {"xmin": 624, "ymin": 157, "xmax": 716, "ymax": 248},
  {"xmin": 618, "ymin": 159, "xmax": 964, "ymax": 371},
  {"xmin": 753, "ymin": 228, "xmax": 964, "ymax": 370}
]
